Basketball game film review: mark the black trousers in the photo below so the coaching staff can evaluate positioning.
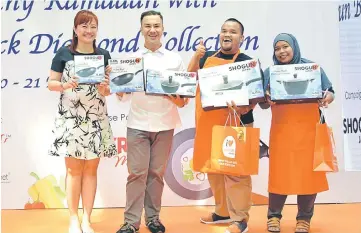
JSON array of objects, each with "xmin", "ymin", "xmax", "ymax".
[{"xmin": 267, "ymin": 193, "xmax": 317, "ymax": 221}]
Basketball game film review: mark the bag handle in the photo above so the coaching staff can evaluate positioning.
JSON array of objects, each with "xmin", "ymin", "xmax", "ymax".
[
  {"xmin": 319, "ymin": 88, "xmax": 329, "ymax": 124},
  {"xmin": 319, "ymin": 107, "xmax": 326, "ymax": 124},
  {"xmin": 224, "ymin": 109, "xmax": 246, "ymax": 128}
]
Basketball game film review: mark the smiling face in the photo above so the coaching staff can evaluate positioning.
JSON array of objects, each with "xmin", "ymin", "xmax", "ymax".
[
  {"xmin": 220, "ymin": 21, "xmax": 244, "ymax": 54},
  {"xmin": 274, "ymin": 40, "xmax": 294, "ymax": 64},
  {"xmin": 74, "ymin": 17, "xmax": 98, "ymax": 45},
  {"xmin": 141, "ymin": 15, "xmax": 164, "ymax": 47}
]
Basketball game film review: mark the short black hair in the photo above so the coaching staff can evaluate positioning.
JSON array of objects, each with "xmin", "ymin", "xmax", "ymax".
[
  {"xmin": 140, "ymin": 10, "xmax": 163, "ymax": 24},
  {"xmin": 224, "ymin": 18, "xmax": 244, "ymax": 34}
]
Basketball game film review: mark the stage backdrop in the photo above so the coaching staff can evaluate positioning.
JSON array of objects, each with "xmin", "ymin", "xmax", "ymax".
[{"xmin": 1, "ymin": 0, "xmax": 361, "ymax": 210}]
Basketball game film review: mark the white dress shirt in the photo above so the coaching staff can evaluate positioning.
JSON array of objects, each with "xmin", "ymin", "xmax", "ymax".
[{"xmin": 118, "ymin": 45, "xmax": 185, "ymax": 132}]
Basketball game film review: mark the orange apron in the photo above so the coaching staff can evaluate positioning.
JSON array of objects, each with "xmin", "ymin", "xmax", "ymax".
[
  {"xmin": 268, "ymin": 103, "xmax": 329, "ymax": 195},
  {"xmin": 192, "ymin": 51, "xmax": 239, "ymax": 173}
]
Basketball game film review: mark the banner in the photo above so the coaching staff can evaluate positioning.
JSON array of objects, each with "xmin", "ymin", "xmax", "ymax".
[
  {"xmin": 2, "ymin": 0, "xmax": 361, "ymax": 210},
  {"xmin": 339, "ymin": 0, "xmax": 361, "ymax": 171}
]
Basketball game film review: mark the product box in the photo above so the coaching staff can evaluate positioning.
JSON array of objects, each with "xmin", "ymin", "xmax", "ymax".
[
  {"xmin": 145, "ymin": 69, "xmax": 197, "ymax": 97},
  {"xmin": 108, "ymin": 57, "xmax": 144, "ymax": 93},
  {"xmin": 269, "ymin": 63, "xmax": 322, "ymax": 103},
  {"xmin": 197, "ymin": 59, "xmax": 263, "ymax": 109},
  {"xmin": 74, "ymin": 55, "xmax": 104, "ymax": 84}
]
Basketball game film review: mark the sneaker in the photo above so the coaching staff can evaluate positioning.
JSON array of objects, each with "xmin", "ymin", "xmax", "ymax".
[
  {"xmin": 116, "ymin": 223, "xmax": 139, "ymax": 233},
  {"xmin": 225, "ymin": 221, "xmax": 248, "ymax": 233},
  {"xmin": 146, "ymin": 219, "xmax": 166, "ymax": 233},
  {"xmin": 200, "ymin": 212, "xmax": 232, "ymax": 224}
]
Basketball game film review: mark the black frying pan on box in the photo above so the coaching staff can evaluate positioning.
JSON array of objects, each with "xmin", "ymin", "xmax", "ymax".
[
  {"xmin": 76, "ymin": 65, "xmax": 104, "ymax": 77},
  {"xmin": 111, "ymin": 69, "xmax": 143, "ymax": 86}
]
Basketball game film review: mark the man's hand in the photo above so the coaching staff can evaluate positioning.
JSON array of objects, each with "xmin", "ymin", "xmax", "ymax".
[
  {"xmin": 164, "ymin": 94, "xmax": 189, "ymax": 108},
  {"xmin": 116, "ymin": 92, "xmax": 124, "ymax": 98},
  {"xmin": 226, "ymin": 100, "xmax": 255, "ymax": 114},
  {"xmin": 195, "ymin": 39, "xmax": 206, "ymax": 59}
]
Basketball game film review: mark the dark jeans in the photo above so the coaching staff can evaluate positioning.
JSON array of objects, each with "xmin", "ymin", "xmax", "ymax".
[{"xmin": 267, "ymin": 193, "xmax": 317, "ymax": 221}]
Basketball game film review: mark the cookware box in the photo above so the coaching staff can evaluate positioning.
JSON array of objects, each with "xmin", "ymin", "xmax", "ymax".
[
  {"xmin": 197, "ymin": 59, "xmax": 264, "ymax": 110},
  {"xmin": 74, "ymin": 55, "xmax": 105, "ymax": 84},
  {"xmin": 269, "ymin": 63, "xmax": 323, "ymax": 103},
  {"xmin": 108, "ymin": 57, "xmax": 144, "ymax": 94},
  {"xmin": 145, "ymin": 69, "xmax": 197, "ymax": 97}
]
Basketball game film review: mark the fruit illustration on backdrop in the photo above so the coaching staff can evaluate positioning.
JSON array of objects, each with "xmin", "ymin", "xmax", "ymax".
[
  {"xmin": 26, "ymin": 172, "xmax": 66, "ymax": 209},
  {"xmin": 24, "ymin": 194, "xmax": 46, "ymax": 209}
]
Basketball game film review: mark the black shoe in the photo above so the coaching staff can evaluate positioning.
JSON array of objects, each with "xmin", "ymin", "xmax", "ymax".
[
  {"xmin": 116, "ymin": 223, "xmax": 139, "ymax": 233},
  {"xmin": 146, "ymin": 219, "xmax": 166, "ymax": 233},
  {"xmin": 225, "ymin": 221, "xmax": 249, "ymax": 233}
]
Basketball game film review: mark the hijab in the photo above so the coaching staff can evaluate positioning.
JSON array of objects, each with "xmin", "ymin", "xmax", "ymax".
[
  {"xmin": 263, "ymin": 33, "xmax": 331, "ymax": 92},
  {"xmin": 272, "ymin": 33, "xmax": 313, "ymax": 65}
]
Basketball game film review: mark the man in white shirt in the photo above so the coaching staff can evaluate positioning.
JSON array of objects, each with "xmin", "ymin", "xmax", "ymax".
[{"xmin": 115, "ymin": 10, "xmax": 189, "ymax": 233}]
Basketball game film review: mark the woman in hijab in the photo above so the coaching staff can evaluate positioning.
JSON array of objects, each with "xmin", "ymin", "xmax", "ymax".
[{"xmin": 260, "ymin": 33, "xmax": 335, "ymax": 233}]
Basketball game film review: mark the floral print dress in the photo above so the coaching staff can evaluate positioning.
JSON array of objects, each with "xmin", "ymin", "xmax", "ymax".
[{"xmin": 49, "ymin": 47, "xmax": 117, "ymax": 160}]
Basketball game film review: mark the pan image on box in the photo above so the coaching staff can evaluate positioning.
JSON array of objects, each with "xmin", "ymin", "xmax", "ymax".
[
  {"xmin": 74, "ymin": 55, "xmax": 105, "ymax": 84},
  {"xmin": 108, "ymin": 58, "xmax": 144, "ymax": 93},
  {"xmin": 198, "ymin": 60, "xmax": 255, "ymax": 109},
  {"xmin": 270, "ymin": 63, "xmax": 322, "ymax": 102},
  {"xmin": 145, "ymin": 69, "xmax": 197, "ymax": 97}
]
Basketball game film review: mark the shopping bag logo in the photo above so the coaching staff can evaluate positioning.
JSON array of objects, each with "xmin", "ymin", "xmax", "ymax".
[
  {"xmin": 211, "ymin": 125, "xmax": 260, "ymax": 176},
  {"xmin": 222, "ymin": 136, "xmax": 236, "ymax": 159}
]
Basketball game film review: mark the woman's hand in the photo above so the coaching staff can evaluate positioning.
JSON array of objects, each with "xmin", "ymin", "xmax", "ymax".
[
  {"xmin": 99, "ymin": 74, "xmax": 110, "ymax": 87},
  {"xmin": 105, "ymin": 65, "xmax": 112, "ymax": 76},
  {"xmin": 63, "ymin": 76, "xmax": 78, "ymax": 90},
  {"xmin": 265, "ymin": 90, "xmax": 276, "ymax": 106},
  {"xmin": 319, "ymin": 91, "xmax": 334, "ymax": 108}
]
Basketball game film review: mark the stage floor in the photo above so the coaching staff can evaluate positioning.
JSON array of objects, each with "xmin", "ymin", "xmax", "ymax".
[{"xmin": 2, "ymin": 204, "xmax": 360, "ymax": 233}]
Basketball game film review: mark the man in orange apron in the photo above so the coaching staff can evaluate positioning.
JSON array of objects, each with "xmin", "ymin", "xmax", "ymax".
[
  {"xmin": 260, "ymin": 33, "xmax": 335, "ymax": 233},
  {"xmin": 188, "ymin": 18, "xmax": 256, "ymax": 233}
]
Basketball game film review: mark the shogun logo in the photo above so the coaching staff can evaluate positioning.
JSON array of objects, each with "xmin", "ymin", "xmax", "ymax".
[
  {"xmin": 174, "ymin": 72, "xmax": 196, "ymax": 78},
  {"xmin": 295, "ymin": 64, "xmax": 319, "ymax": 71},
  {"xmin": 120, "ymin": 58, "xmax": 142, "ymax": 65},
  {"xmin": 85, "ymin": 55, "xmax": 103, "ymax": 60},
  {"xmin": 229, "ymin": 60, "xmax": 258, "ymax": 72}
]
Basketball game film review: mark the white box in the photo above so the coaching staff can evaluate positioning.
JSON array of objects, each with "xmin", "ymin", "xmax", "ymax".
[
  {"xmin": 108, "ymin": 57, "xmax": 144, "ymax": 93},
  {"xmin": 74, "ymin": 55, "xmax": 104, "ymax": 84},
  {"xmin": 198, "ymin": 59, "xmax": 263, "ymax": 109},
  {"xmin": 270, "ymin": 63, "xmax": 322, "ymax": 102},
  {"xmin": 145, "ymin": 69, "xmax": 197, "ymax": 97}
]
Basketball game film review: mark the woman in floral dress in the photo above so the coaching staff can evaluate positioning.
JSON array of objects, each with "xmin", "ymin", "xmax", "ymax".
[{"xmin": 47, "ymin": 10, "xmax": 117, "ymax": 233}]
